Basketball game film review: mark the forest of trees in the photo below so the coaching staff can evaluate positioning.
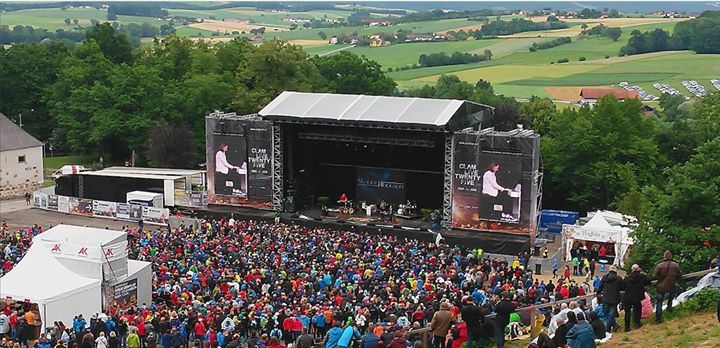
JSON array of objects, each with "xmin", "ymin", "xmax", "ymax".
[
  {"xmin": 620, "ymin": 11, "xmax": 720, "ymax": 55},
  {"xmin": 418, "ymin": 50, "xmax": 492, "ymax": 67},
  {"xmin": 476, "ymin": 18, "xmax": 569, "ymax": 37},
  {"xmin": 1, "ymin": 22, "xmax": 719, "ymax": 274}
]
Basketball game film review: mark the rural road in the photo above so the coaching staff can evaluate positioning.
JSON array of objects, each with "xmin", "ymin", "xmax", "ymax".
[{"xmin": 317, "ymin": 44, "xmax": 356, "ymax": 57}]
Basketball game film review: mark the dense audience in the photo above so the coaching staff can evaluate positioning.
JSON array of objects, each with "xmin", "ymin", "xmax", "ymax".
[{"xmin": 0, "ymin": 217, "xmax": 668, "ymax": 348}]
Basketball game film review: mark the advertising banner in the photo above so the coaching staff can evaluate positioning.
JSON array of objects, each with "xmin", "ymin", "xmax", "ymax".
[
  {"xmin": 189, "ymin": 192, "xmax": 206, "ymax": 207},
  {"xmin": 69, "ymin": 197, "xmax": 93, "ymax": 216},
  {"xmin": 110, "ymin": 278, "xmax": 138, "ymax": 309},
  {"xmin": 33, "ymin": 192, "xmax": 48, "ymax": 208},
  {"xmin": 48, "ymin": 195, "xmax": 59, "ymax": 211},
  {"xmin": 58, "ymin": 196, "xmax": 70, "ymax": 213},
  {"xmin": 142, "ymin": 206, "xmax": 169, "ymax": 224},
  {"xmin": 356, "ymin": 167, "xmax": 406, "ymax": 204},
  {"xmin": 92, "ymin": 200, "xmax": 117, "ymax": 218},
  {"xmin": 116, "ymin": 203, "xmax": 131, "ymax": 219},
  {"xmin": 246, "ymin": 120, "xmax": 273, "ymax": 201}
]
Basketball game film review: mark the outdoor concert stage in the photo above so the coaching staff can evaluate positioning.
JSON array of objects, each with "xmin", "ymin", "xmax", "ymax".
[{"xmin": 203, "ymin": 91, "xmax": 541, "ymax": 255}]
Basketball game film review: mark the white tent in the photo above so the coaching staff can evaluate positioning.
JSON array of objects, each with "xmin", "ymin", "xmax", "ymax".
[
  {"xmin": 563, "ymin": 210, "xmax": 636, "ymax": 267},
  {"xmin": 35, "ymin": 224, "xmax": 129, "ymax": 281},
  {"xmin": 1, "ymin": 225, "xmax": 151, "ymax": 326},
  {"xmin": 0, "ymin": 244, "xmax": 102, "ymax": 326}
]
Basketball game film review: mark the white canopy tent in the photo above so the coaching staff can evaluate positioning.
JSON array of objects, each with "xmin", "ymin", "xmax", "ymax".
[
  {"xmin": 1, "ymin": 225, "xmax": 151, "ymax": 326},
  {"xmin": 562, "ymin": 210, "xmax": 636, "ymax": 267},
  {"xmin": 0, "ymin": 244, "xmax": 102, "ymax": 326}
]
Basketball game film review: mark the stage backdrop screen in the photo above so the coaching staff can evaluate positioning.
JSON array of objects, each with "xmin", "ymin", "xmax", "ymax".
[
  {"xmin": 206, "ymin": 117, "xmax": 273, "ymax": 206},
  {"xmin": 452, "ymin": 133, "xmax": 528, "ymax": 233},
  {"xmin": 356, "ymin": 167, "xmax": 406, "ymax": 204}
]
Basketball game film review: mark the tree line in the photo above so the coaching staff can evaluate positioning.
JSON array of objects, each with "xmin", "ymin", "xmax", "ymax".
[
  {"xmin": 529, "ymin": 37, "xmax": 571, "ymax": 51},
  {"xmin": 418, "ymin": 50, "xmax": 493, "ymax": 67},
  {"xmin": 0, "ymin": 24, "xmax": 395, "ymax": 167},
  {"xmin": 476, "ymin": 18, "xmax": 569, "ymax": 37},
  {"xmin": 581, "ymin": 24, "xmax": 623, "ymax": 41},
  {"xmin": 620, "ymin": 11, "xmax": 720, "ymax": 55}
]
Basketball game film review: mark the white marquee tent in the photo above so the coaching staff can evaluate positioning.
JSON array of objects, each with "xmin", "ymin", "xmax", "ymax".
[
  {"xmin": 0, "ymin": 243, "xmax": 102, "ymax": 326},
  {"xmin": 562, "ymin": 210, "xmax": 636, "ymax": 267},
  {"xmin": 0, "ymin": 225, "xmax": 151, "ymax": 326}
]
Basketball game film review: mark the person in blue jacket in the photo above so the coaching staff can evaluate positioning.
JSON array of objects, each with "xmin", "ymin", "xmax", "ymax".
[
  {"xmin": 337, "ymin": 321, "xmax": 360, "ymax": 348},
  {"xmin": 324, "ymin": 321, "xmax": 343, "ymax": 348},
  {"xmin": 566, "ymin": 312, "xmax": 596, "ymax": 348},
  {"xmin": 73, "ymin": 315, "xmax": 87, "ymax": 336},
  {"xmin": 313, "ymin": 312, "xmax": 327, "ymax": 338}
]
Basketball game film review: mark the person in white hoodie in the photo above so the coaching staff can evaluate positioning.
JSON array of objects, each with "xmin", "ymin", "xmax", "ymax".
[{"xmin": 96, "ymin": 332, "xmax": 109, "ymax": 348}]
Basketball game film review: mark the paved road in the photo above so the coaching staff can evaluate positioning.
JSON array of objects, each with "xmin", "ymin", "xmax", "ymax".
[
  {"xmin": 317, "ymin": 44, "xmax": 356, "ymax": 57},
  {"xmin": 1, "ymin": 204, "xmax": 131, "ymax": 231},
  {"xmin": 0, "ymin": 198, "xmax": 32, "ymax": 214}
]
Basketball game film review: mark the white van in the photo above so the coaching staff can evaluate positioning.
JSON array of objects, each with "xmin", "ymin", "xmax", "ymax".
[{"xmin": 51, "ymin": 165, "xmax": 87, "ymax": 180}]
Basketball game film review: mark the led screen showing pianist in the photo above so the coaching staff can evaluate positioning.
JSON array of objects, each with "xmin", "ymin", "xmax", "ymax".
[
  {"xmin": 213, "ymin": 136, "xmax": 248, "ymax": 198},
  {"xmin": 479, "ymin": 152, "xmax": 522, "ymax": 223}
]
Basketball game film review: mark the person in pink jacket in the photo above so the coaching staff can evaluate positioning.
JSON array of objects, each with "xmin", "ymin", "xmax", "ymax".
[{"xmin": 641, "ymin": 292, "xmax": 653, "ymax": 319}]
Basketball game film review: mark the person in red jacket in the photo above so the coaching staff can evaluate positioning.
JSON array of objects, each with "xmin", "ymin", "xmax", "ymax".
[
  {"xmin": 267, "ymin": 336, "xmax": 285, "ymax": 348},
  {"xmin": 194, "ymin": 319, "xmax": 207, "ymax": 345},
  {"xmin": 450, "ymin": 322, "xmax": 467, "ymax": 348}
]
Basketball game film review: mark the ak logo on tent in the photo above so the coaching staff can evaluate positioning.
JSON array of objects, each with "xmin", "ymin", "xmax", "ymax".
[
  {"xmin": 78, "ymin": 247, "xmax": 89, "ymax": 256},
  {"xmin": 51, "ymin": 244, "xmax": 62, "ymax": 252}
]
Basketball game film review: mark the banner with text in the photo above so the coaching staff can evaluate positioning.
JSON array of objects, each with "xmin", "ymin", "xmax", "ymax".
[{"xmin": 245, "ymin": 120, "xmax": 273, "ymax": 200}]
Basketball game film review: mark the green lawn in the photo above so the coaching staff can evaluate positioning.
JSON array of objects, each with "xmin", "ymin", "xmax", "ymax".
[
  {"xmin": 43, "ymin": 155, "xmax": 95, "ymax": 185},
  {"xmin": 0, "ymin": 7, "xmax": 170, "ymax": 30},
  {"xmin": 303, "ymin": 44, "xmax": 350, "ymax": 56}
]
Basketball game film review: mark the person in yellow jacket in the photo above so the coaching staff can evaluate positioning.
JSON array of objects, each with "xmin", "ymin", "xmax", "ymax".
[{"xmin": 127, "ymin": 328, "xmax": 140, "ymax": 348}]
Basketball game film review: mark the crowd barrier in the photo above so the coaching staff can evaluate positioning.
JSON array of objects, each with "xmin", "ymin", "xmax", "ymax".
[{"xmin": 32, "ymin": 191, "xmax": 170, "ymax": 226}]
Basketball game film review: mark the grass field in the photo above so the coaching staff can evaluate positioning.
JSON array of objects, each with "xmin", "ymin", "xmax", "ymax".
[
  {"xmin": 4, "ymin": 6, "xmax": 717, "ymax": 102},
  {"xmin": 43, "ymin": 155, "xmax": 95, "ymax": 186},
  {"xmin": 345, "ymin": 39, "xmax": 500, "ymax": 68},
  {"xmin": 0, "ymin": 7, "xmax": 170, "ymax": 30}
]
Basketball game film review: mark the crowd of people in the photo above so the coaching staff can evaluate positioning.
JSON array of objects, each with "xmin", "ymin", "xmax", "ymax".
[{"xmin": 0, "ymin": 216, "xmax": 711, "ymax": 348}]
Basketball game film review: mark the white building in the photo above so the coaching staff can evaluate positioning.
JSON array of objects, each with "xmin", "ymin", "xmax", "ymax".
[{"xmin": 0, "ymin": 112, "xmax": 44, "ymax": 199}]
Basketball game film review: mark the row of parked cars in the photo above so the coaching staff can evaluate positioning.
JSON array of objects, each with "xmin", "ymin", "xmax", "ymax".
[
  {"xmin": 618, "ymin": 81, "xmax": 659, "ymax": 101},
  {"xmin": 652, "ymin": 82, "xmax": 688, "ymax": 99},
  {"xmin": 681, "ymin": 80, "xmax": 708, "ymax": 97},
  {"xmin": 711, "ymin": 79, "xmax": 720, "ymax": 91}
]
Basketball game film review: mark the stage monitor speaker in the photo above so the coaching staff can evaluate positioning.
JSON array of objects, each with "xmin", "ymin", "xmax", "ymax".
[
  {"xmin": 393, "ymin": 225, "xmax": 402, "ymax": 229},
  {"xmin": 336, "ymin": 219, "xmax": 345, "ymax": 223},
  {"xmin": 367, "ymin": 223, "xmax": 375, "ymax": 227},
  {"xmin": 314, "ymin": 217, "xmax": 322, "ymax": 221}
]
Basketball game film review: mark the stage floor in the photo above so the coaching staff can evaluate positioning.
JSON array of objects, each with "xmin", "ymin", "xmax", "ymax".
[{"xmin": 195, "ymin": 204, "xmax": 531, "ymax": 255}]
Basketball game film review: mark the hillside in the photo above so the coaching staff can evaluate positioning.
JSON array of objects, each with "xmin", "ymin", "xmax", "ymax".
[{"xmin": 505, "ymin": 312, "xmax": 720, "ymax": 348}]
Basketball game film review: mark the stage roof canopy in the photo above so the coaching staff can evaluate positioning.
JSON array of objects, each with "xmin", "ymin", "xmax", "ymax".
[{"xmin": 259, "ymin": 92, "xmax": 494, "ymax": 131}]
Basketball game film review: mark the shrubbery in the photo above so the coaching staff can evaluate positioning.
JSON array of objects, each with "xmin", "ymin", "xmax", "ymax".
[
  {"xmin": 529, "ymin": 37, "xmax": 571, "ymax": 51},
  {"xmin": 418, "ymin": 50, "xmax": 493, "ymax": 67}
]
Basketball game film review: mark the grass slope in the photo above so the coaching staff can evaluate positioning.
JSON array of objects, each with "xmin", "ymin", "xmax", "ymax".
[
  {"xmin": 346, "ymin": 39, "xmax": 500, "ymax": 69},
  {"xmin": 1, "ymin": 7, "xmax": 169, "ymax": 30}
]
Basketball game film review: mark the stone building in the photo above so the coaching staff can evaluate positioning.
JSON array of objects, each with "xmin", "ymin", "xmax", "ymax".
[{"xmin": 0, "ymin": 112, "xmax": 44, "ymax": 199}]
